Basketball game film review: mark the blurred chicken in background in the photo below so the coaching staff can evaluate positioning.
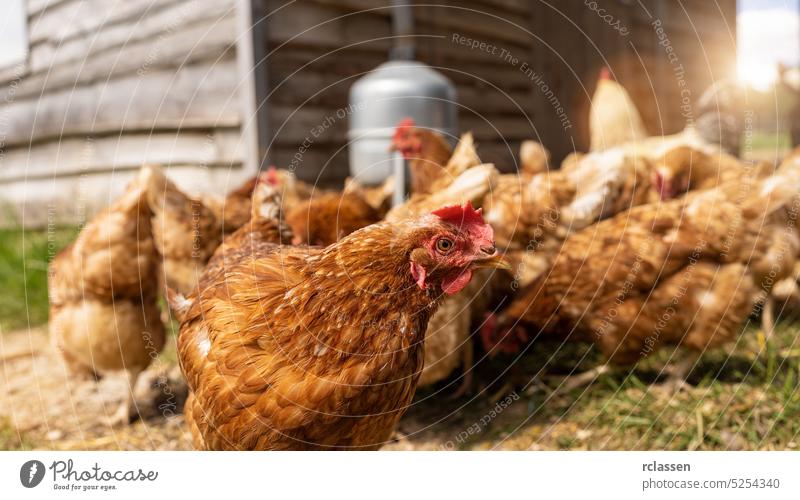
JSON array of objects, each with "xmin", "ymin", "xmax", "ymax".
[
  {"xmin": 485, "ymin": 162, "xmax": 800, "ymax": 392},
  {"xmin": 48, "ymin": 177, "xmax": 165, "ymax": 425},
  {"xmin": 141, "ymin": 165, "xmax": 222, "ymax": 296},
  {"xmin": 589, "ymin": 67, "xmax": 648, "ymax": 152}
]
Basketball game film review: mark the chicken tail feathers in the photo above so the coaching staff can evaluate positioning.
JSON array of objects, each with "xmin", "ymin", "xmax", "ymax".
[
  {"xmin": 747, "ymin": 171, "xmax": 800, "ymax": 217},
  {"xmin": 166, "ymin": 287, "xmax": 193, "ymax": 322}
]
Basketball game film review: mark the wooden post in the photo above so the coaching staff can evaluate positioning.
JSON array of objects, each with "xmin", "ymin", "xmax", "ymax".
[{"xmin": 235, "ymin": 0, "xmax": 269, "ymax": 175}]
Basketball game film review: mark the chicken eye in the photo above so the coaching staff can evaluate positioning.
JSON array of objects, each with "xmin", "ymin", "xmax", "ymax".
[{"xmin": 435, "ymin": 238, "xmax": 454, "ymax": 254}]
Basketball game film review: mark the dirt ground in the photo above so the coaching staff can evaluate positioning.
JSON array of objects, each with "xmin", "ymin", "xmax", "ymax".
[
  {"xmin": 2, "ymin": 325, "xmax": 798, "ymax": 451},
  {"xmin": 0, "ymin": 328, "xmax": 192, "ymax": 450}
]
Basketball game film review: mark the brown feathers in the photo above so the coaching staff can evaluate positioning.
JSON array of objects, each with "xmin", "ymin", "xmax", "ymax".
[
  {"xmin": 177, "ymin": 212, "xmax": 499, "ymax": 449},
  {"xmin": 489, "ymin": 169, "xmax": 800, "ymax": 363},
  {"xmin": 285, "ymin": 192, "xmax": 381, "ymax": 246}
]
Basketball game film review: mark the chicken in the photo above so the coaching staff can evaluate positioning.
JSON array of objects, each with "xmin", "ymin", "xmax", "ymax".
[
  {"xmin": 483, "ymin": 171, "xmax": 574, "ymax": 251},
  {"xmin": 201, "ymin": 174, "xmax": 261, "ymax": 234},
  {"xmin": 561, "ymin": 151, "xmax": 654, "ymax": 227},
  {"xmin": 428, "ymin": 132, "xmax": 482, "ymax": 193},
  {"xmin": 519, "ymin": 140, "xmax": 550, "ymax": 176},
  {"xmin": 386, "ymin": 134, "xmax": 502, "ymax": 393},
  {"xmin": 267, "ymin": 166, "xmax": 319, "ymax": 213},
  {"xmin": 652, "ymin": 146, "xmax": 774, "ymax": 200},
  {"xmin": 484, "ymin": 148, "xmax": 654, "ymax": 289},
  {"xmin": 345, "ymin": 175, "xmax": 395, "ymax": 217},
  {"xmin": 202, "ymin": 176, "xmax": 293, "ymax": 280},
  {"xmin": 387, "ymin": 132, "xmax": 486, "ymax": 221},
  {"xmin": 387, "ymin": 163, "xmax": 497, "ymax": 222},
  {"xmin": 173, "ymin": 202, "xmax": 507, "ymax": 450},
  {"xmin": 417, "ymin": 266, "xmax": 512, "ymax": 392},
  {"xmin": 694, "ymin": 79, "xmax": 744, "ymax": 155},
  {"xmin": 141, "ymin": 165, "xmax": 222, "ymax": 295},
  {"xmin": 761, "ymin": 149, "xmax": 800, "ymax": 329},
  {"xmin": 590, "ymin": 75, "xmax": 742, "ymax": 160},
  {"xmin": 484, "ymin": 165, "xmax": 800, "ymax": 390},
  {"xmin": 48, "ymin": 177, "xmax": 165, "ymax": 425},
  {"xmin": 589, "ymin": 67, "xmax": 648, "ymax": 152},
  {"xmin": 390, "ymin": 117, "xmax": 454, "ymax": 195},
  {"xmin": 560, "ymin": 151, "xmax": 585, "ymax": 173},
  {"xmin": 285, "ymin": 191, "xmax": 381, "ymax": 246}
]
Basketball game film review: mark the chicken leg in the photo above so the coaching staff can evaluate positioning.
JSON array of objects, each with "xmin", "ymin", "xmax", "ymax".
[
  {"xmin": 552, "ymin": 364, "xmax": 612, "ymax": 395},
  {"xmin": 659, "ymin": 351, "xmax": 701, "ymax": 394},
  {"xmin": 102, "ymin": 369, "xmax": 142, "ymax": 427},
  {"xmin": 449, "ymin": 342, "xmax": 474, "ymax": 399},
  {"xmin": 761, "ymin": 295, "xmax": 776, "ymax": 343}
]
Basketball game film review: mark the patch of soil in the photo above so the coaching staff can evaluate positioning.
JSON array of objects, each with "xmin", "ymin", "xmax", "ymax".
[{"xmin": 0, "ymin": 328, "xmax": 192, "ymax": 450}]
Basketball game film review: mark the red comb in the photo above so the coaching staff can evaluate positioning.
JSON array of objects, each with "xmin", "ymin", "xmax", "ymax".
[
  {"xmin": 432, "ymin": 201, "xmax": 486, "ymax": 226},
  {"xmin": 432, "ymin": 201, "xmax": 493, "ymax": 244},
  {"xmin": 263, "ymin": 166, "xmax": 279, "ymax": 186},
  {"xmin": 392, "ymin": 117, "xmax": 416, "ymax": 141},
  {"xmin": 397, "ymin": 117, "xmax": 415, "ymax": 129}
]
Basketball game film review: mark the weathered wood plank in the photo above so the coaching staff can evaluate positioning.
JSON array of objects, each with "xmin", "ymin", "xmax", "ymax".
[
  {"xmin": 27, "ymin": 0, "xmax": 198, "ymax": 46},
  {"xmin": 21, "ymin": 10, "xmax": 238, "ymax": 99},
  {"xmin": 26, "ymin": 0, "xmax": 71, "ymax": 17},
  {"xmin": 0, "ymin": 129, "xmax": 243, "ymax": 182},
  {"xmin": 267, "ymin": 62, "xmax": 537, "ymax": 115},
  {"xmin": 265, "ymin": 1, "xmax": 532, "ymax": 53},
  {"xmin": 27, "ymin": 0, "xmax": 236, "ymax": 77},
  {"xmin": 0, "ymin": 163, "xmax": 250, "ymax": 228},
  {"xmin": 0, "ymin": 58, "xmax": 241, "ymax": 147}
]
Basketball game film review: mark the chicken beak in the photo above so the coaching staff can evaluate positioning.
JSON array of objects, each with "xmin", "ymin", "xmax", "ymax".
[{"xmin": 472, "ymin": 250, "xmax": 511, "ymax": 270}]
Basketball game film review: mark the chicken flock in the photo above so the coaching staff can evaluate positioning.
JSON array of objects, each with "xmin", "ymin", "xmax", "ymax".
[{"xmin": 48, "ymin": 71, "xmax": 800, "ymax": 449}]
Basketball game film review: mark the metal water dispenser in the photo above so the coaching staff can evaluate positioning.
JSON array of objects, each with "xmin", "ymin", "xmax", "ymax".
[{"xmin": 347, "ymin": 2, "xmax": 458, "ymax": 205}]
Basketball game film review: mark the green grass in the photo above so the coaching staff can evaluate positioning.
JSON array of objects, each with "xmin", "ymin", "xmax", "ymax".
[
  {"xmin": 0, "ymin": 227, "xmax": 79, "ymax": 332},
  {"xmin": 479, "ymin": 321, "xmax": 800, "ymax": 450},
  {"xmin": 0, "ymin": 417, "xmax": 32, "ymax": 450},
  {"xmin": 743, "ymin": 131, "xmax": 792, "ymax": 162}
]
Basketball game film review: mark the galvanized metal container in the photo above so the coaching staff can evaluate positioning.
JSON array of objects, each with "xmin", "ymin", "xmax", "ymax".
[{"xmin": 347, "ymin": 60, "xmax": 458, "ymax": 188}]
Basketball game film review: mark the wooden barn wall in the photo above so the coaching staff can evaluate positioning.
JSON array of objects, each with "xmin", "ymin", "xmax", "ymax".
[
  {"xmin": 0, "ymin": 0, "xmax": 246, "ymax": 227},
  {"xmin": 257, "ymin": 0, "xmax": 737, "ymax": 186}
]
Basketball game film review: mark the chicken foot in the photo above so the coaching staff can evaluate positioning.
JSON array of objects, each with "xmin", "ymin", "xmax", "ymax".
[
  {"xmin": 658, "ymin": 351, "xmax": 701, "ymax": 393},
  {"xmin": 552, "ymin": 364, "xmax": 612, "ymax": 395},
  {"xmin": 449, "ymin": 342, "xmax": 474, "ymax": 399},
  {"xmin": 102, "ymin": 369, "xmax": 142, "ymax": 427}
]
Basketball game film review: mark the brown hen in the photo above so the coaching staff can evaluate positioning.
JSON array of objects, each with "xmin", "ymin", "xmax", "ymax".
[
  {"xmin": 486, "ymin": 166, "xmax": 800, "ymax": 390},
  {"xmin": 484, "ymin": 148, "xmax": 654, "ymax": 290},
  {"xmin": 201, "ymin": 174, "xmax": 264, "ymax": 235},
  {"xmin": 49, "ymin": 177, "xmax": 165, "ymax": 425},
  {"xmin": 174, "ymin": 203, "xmax": 507, "ymax": 449},
  {"xmin": 141, "ymin": 165, "xmax": 222, "ymax": 295},
  {"xmin": 202, "ymin": 176, "xmax": 293, "ymax": 280},
  {"xmin": 390, "ymin": 117, "xmax": 454, "ymax": 195},
  {"xmin": 285, "ymin": 191, "xmax": 381, "ymax": 246},
  {"xmin": 652, "ymin": 145, "xmax": 772, "ymax": 200}
]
